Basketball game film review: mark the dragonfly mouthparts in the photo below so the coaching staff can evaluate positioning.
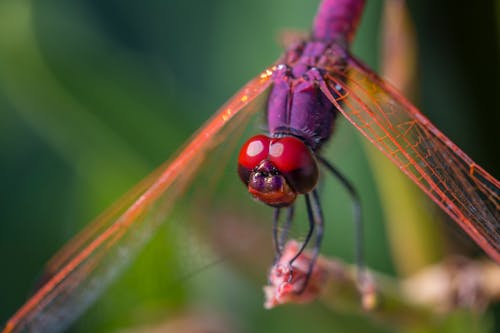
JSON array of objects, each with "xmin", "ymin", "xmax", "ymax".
[{"xmin": 248, "ymin": 160, "xmax": 297, "ymax": 208}]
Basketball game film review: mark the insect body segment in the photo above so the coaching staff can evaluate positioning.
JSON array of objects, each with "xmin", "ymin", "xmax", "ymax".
[
  {"xmin": 267, "ymin": 62, "xmax": 337, "ymax": 151},
  {"xmin": 238, "ymin": 135, "xmax": 319, "ymax": 207}
]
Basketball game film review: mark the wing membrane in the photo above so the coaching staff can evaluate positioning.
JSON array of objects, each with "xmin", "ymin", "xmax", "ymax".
[
  {"xmin": 3, "ymin": 66, "xmax": 275, "ymax": 333},
  {"xmin": 320, "ymin": 55, "xmax": 500, "ymax": 263}
]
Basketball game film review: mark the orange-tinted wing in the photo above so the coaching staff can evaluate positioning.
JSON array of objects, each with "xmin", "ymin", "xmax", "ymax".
[
  {"xmin": 320, "ymin": 55, "xmax": 499, "ymax": 263},
  {"xmin": 2, "ymin": 66, "xmax": 275, "ymax": 333}
]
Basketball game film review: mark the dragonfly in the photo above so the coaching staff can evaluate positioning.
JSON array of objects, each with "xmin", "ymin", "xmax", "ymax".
[{"xmin": 3, "ymin": 0, "xmax": 499, "ymax": 332}]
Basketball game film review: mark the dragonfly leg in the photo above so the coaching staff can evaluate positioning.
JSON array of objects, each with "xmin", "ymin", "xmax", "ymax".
[
  {"xmin": 272, "ymin": 208, "xmax": 282, "ymax": 261},
  {"xmin": 273, "ymin": 206, "xmax": 295, "ymax": 264},
  {"xmin": 291, "ymin": 189, "xmax": 324, "ymax": 294},
  {"xmin": 310, "ymin": 189, "xmax": 325, "ymax": 268},
  {"xmin": 279, "ymin": 206, "xmax": 295, "ymax": 250},
  {"xmin": 289, "ymin": 194, "xmax": 316, "ymax": 268},
  {"xmin": 317, "ymin": 156, "xmax": 365, "ymax": 282}
]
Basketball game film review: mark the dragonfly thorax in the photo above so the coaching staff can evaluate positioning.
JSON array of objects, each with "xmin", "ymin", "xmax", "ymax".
[{"xmin": 268, "ymin": 55, "xmax": 339, "ymax": 152}]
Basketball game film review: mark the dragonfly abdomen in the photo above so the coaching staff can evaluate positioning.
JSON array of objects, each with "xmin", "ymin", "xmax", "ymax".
[{"xmin": 313, "ymin": 0, "xmax": 365, "ymax": 44}]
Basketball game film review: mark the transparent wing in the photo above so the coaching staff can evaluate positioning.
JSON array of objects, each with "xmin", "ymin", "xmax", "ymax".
[
  {"xmin": 320, "ymin": 55, "xmax": 500, "ymax": 263},
  {"xmin": 2, "ymin": 66, "xmax": 275, "ymax": 333}
]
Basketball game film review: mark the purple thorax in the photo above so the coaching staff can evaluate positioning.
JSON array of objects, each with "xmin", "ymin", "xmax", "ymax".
[{"xmin": 266, "ymin": 0, "xmax": 365, "ymax": 151}]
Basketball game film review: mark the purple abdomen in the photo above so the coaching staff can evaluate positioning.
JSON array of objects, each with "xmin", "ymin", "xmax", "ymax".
[{"xmin": 313, "ymin": 0, "xmax": 365, "ymax": 44}]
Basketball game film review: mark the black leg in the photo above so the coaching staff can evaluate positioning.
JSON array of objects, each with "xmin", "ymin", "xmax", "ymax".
[
  {"xmin": 273, "ymin": 206, "xmax": 295, "ymax": 264},
  {"xmin": 272, "ymin": 208, "xmax": 281, "ymax": 262},
  {"xmin": 279, "ymin": 206, "xmax": 294, "ymax": 250},
  {"xmin": 317, "ymin": 156, "xmax": 364, "ymax": 279},
  {"xmin": 309, "ymin": 188, "xmax": 324, "ymax": 269},
  {"xmin": 291, "ymin": 189, "xmax": 325, "ymax": 294},
  {"xmin": 289, "ymin": 194, "xmax": 315, "ymax": 266}
]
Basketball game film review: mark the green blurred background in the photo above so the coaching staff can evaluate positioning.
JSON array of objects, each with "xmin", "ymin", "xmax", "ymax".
[{"xmin": 0, "ymin": 0, "xmax": 498, "ymax": 332}]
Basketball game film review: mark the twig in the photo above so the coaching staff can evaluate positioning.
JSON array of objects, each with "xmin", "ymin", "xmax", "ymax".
[{"xmin": 264, "ymin": 241, "xmax": 500, "ymax": 330}]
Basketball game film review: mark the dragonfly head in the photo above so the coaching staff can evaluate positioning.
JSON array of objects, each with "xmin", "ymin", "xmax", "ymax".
[{"xmin": 238, "ymin": 135, "xmax": 319, "ymax": 207}]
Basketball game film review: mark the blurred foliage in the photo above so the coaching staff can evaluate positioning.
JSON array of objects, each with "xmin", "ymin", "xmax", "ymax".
[{"xmin": 0, "ymin": 0, "xmax": 498, "ymax": 332}]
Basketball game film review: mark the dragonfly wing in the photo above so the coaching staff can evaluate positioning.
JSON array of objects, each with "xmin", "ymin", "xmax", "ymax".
[
  {"xmin": 38, "ymin": 160, "xmax": 171, "ymax": 287},
  {"xmin": 319, "ymin": 55, "xmax": 500, "ymax": 263},
  {"xmin": 3, "ymin": 66, "xmax": 275, "ymax": 333}
]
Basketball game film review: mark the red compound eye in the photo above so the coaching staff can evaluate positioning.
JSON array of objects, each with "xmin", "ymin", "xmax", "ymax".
[
  {"xmin": 238, "ymin": 135, "xmax": 271, "ymax": 184},
  {"xmin": 237, "ymin": 134, "xmax": 318, "ymax": 206},
  {"xmin": 268, "ymin": 136, "xmax": 318, "ymax": 193}
]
